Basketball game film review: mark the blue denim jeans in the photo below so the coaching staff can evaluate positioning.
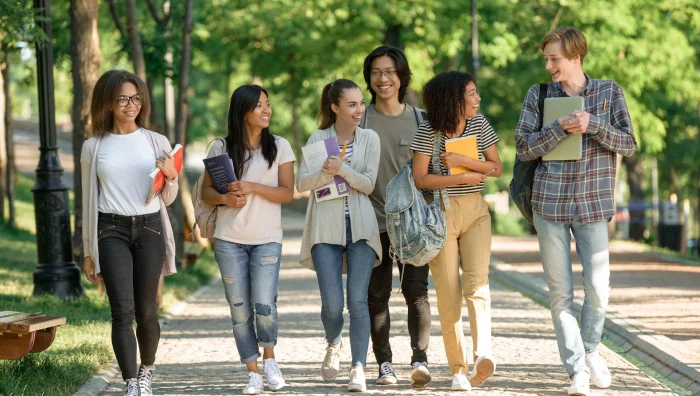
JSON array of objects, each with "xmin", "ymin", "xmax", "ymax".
[
  {"xmin": 533, "ymin": 212, "xmax": 610, "ymax": 377},
  {"xmin": 214, "ymin": 240, "xmax": 282, "ymax": 364},
  {"xmin": 311, "ymin": 217, "xmax": 376, "ymax": 368}
]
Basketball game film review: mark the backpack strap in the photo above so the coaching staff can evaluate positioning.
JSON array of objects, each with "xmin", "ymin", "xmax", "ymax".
[
  {"xmin": 359, "ymin": 110, "xmax": 367, "ymax": 129},
  {"xmin": 413, "ymin": 106, "xmax": 427, "ymax": 124},
  {"xmin": 431, "ymin": 131, "xmax": 451, "ymax": 211},
  {"xmin": 538, "ymin": 83, "xmax": 547, "ymax": 129}
]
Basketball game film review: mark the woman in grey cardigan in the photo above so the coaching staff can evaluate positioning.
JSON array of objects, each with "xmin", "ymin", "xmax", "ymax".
[{"xmin": 296, "ymin": 79, "xmax": 382, "ymax": 393}]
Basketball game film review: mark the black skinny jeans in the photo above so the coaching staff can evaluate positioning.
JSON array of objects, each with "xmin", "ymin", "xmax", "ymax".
[
  {"xmin": 368, "ymin": 232, "xmax": 431, "ymax": 366},
  {"xmin": 98, "ymin": 212, "xmax": 165, "ymax": 380}
]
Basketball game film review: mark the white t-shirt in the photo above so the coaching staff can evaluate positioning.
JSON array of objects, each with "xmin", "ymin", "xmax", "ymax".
[
  {"xmin": 97, "ymin": 129, "xmax": 162, "ymax": 215},
  {"xmin": 208, "ymin": 136, "xmax": 296, "ymax": 245}
]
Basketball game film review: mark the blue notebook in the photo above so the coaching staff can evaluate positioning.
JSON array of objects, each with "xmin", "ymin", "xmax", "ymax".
[{"xmin": 202, "ymin": 153, "xmax": 237, "ymax": 194}]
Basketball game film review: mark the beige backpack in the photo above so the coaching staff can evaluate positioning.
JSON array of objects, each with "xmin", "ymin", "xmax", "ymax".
[{"xmin": 190, "ymin": 139, "xmax": 225, "ymax": 239}]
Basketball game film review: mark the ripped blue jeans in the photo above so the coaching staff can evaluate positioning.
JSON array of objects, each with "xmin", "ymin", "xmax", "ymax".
[{"xmin": 214, "ymin": 240, "xmax": 282, "ymax": 363}]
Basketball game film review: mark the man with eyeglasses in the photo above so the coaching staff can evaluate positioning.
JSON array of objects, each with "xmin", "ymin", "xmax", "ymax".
[{"xmin": 361, "ymin": 46, "xmax": 432, "ymax": 389}]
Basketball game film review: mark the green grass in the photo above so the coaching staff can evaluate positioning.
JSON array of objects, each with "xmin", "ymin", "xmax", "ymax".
[{"xmin": 0, "ymin": 173, "xmax": 218, "ymax": 396}]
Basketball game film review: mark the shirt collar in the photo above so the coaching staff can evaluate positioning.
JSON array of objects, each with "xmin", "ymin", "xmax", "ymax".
[{"xmin": 555, "ymin": 73, "xmax": 594, "ymax": 96}]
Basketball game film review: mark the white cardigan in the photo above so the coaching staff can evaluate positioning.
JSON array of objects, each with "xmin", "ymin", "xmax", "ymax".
[
  {"xmin": 80, "ymin": 129, "xmax": 179, "ymax": 276},
  {"xmin": 295, "ymin": 125, "xmax": 382, "ymax": 272}
]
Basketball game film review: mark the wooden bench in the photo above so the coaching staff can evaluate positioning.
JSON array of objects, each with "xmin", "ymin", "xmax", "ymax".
[{"xmin": 0, "ymin": 311, "xmax": 66, "ymax": 360}]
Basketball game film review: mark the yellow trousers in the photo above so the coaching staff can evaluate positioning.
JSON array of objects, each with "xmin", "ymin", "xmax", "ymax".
[{"xmin": 429, "ymin": 193, "xmax": 492, "ymax": 375}]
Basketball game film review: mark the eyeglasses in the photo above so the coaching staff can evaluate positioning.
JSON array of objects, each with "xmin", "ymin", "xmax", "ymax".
[
  {"xmin": 116, "ymin": 94, "xmax": 141, "ymax": 107},
  {"xmin": 370, "ymin": 69, "xmax": 397, "ymax": 79}
]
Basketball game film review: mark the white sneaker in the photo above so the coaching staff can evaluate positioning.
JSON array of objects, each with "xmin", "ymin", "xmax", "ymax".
[
  {"xmin": 567, "ymin": 372, "xmax": 590, "ymax": 396},
  {"xmin": 321, "ymin": 343, "xmax": 341, "ymax": 381},
  {"xmin": 451, "ymin": 374, "xmax": 472, "ymax": 391},
  {"xmin": 242, "ymin": 372, "xmax": 264, "ymax": 395},
  {"xmin": 375, "ymin": 361, "xmax": 397, "ymax": 385},
  {"xmin": 263, "ymin": 358, "xmax": 286, "ymax": 391},
  {"xmin": 585, "ymin": 350, "xmax": 612, "ymax": 388},
  {"xmin": 410, "ymin": 362, "xmax": 431, "ymax": 388},
  {"xmin": 124, "ymin": 379, "xmax": 139, "ymax": 396},
  {"xmin": 469, "ymin": 355, "xmax": 496, "ymax": 387},
  {"xmin": 348, "ymin": 366, "xmax": 367, "ymax": 392}
]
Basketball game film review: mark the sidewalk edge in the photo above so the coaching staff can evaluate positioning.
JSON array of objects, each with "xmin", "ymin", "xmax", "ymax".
[
  {"xmin": 490, "ymin": 257, "xmax": 700, "ymax": 393},
  {"xmin": 71, "ymin": 276, "xmax": 220, "ymax": 396}
]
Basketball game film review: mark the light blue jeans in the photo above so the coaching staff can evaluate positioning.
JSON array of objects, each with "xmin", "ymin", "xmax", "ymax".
[
  {"xmin": 311, "ymin": 217, "xmax": 376, "ymax": 368},
  {"xmin": 533, "ymin": 212, "xmax": 610, "ymax": 378},
  {"xmin": 214, "ymin": 240, "xmax": 282, "ymax": 364}
]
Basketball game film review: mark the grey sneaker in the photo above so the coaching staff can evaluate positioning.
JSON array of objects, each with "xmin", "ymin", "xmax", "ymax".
[
  {"xmin": 125, "ymin": 379, "xmax": 140, "ymax": 396},
  {"xmin": 321, "ymin": 343, "xmax": 342, "ymax": 381},
  {"xmin": 348, "ymin": 366, "xmax": 367, "ymax": 392},
  {"xmin": 376, "ymin": 362, "xmax": 397, "ymax": 385},
  {"xmin": 263, "ymin": 358, "xmax": 286, "ymax": 391},
  {"xmin": 410, "ymin": 361, "xmax": 431, "ymax": 388},
  {"xmin": 137, "ymin": 365, "xmax": 153, "ymax": 395}
]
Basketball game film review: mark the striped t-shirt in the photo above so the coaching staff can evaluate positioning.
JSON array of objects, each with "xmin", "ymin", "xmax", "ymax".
[
  {"xmin": 340, "ymin": 141, "xmax": 354, "ymax": 215},
  {"xmin": 410, "ymin": 114, "xmax": 499, "ymax": 195}
]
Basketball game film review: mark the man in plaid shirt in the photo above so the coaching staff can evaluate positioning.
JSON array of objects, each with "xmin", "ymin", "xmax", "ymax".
[{"xmin": 515, "ymin": 27, "xmax": 637, "ymax": 396}]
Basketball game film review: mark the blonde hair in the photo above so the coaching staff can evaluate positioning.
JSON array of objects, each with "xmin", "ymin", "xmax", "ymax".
[{"xmin": 540, "ymin": 27, "xmax": 587, "ymax": 65}]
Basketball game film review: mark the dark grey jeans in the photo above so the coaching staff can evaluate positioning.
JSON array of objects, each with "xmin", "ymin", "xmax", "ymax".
[{"xmin": 98, "ymin": 211, "xmax": 165, "ymax": 380}]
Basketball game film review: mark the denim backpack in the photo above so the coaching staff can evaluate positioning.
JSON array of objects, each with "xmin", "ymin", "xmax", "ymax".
[
  {"xmin": 384, "ymin": 131, "xmax": 449, "ymax": 267},
  {"xmin": 510, "ymin": 83, "xmax": 547, "ymax": 224}
]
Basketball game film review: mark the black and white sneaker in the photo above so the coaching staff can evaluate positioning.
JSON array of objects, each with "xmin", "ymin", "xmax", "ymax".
[
  {"xmin": 125, "ymin": 379, "xmax": 140, "ymax": 396},
  {"xmin": 137, "ymin": 365, "xmax": 154, "ymax": 395},
  {"xmin": 375, "ymin": 362, "xmax": 398, "ymax": 385}
]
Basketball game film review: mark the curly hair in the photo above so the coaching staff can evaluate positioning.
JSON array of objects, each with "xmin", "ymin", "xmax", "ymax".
[
  {"xmin": 91, "ymin": 70, "xmax": 151, "ymax": 136},
  {"xmin": 421, "ymin": 71, "xmax": 476, "ymax": 134}
]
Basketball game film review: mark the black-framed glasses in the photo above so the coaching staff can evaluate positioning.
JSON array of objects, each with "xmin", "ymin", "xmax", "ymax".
[
  {"xmin": 116, "ymin": 94, "xmax": 141, "ymax": 107},
  {"xmin": 370, "ymin": 69, "xmax": 397, "ymax": 79}
]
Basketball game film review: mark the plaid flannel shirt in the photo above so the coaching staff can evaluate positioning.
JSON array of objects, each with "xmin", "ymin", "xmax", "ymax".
[{"xmin": 514, "ymin": 75, "xmax": 637, "ymax": 224}]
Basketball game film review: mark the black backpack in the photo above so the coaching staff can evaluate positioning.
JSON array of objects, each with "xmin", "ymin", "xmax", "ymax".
[{"xmin": 510, "ymin": 83, "xmax": 547, "ymax": 225}]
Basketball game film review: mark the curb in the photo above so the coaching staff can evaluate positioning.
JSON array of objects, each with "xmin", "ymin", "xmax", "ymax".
[
  {"xmin": 490, "ymin": 258, "xmax": 700, "ymax": 394},
  {"xmin": 72, "ymin": 276, "xmax": 220, "ymax": 396}
]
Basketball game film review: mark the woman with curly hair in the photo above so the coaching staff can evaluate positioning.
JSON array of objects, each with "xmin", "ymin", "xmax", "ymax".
[{"xmin": 410, "ymin": 71, "xmax": 502, "ymax": 392}]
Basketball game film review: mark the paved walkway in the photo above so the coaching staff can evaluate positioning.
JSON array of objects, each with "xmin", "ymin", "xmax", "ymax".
[
  {"xmin": 97, "ymin": 212, "xmax": 674, "ymax": 395},
  {"xmin": 491, "ymin": 235, "xmax": 700, "ymax": 372}
]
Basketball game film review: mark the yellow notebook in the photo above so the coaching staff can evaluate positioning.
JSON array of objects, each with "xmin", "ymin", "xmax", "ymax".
[{"xmin": 445, "ymin": 135, "xmax": 478, "ymax": 175}]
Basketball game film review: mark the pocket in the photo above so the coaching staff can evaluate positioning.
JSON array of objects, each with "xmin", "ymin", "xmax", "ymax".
[
  {"xmin": 400, "ymin": 137, "xmax": 412, "ymax": 146},
  {"xmin": 98, "ymin": 225, "xmax": 116, "ymax": 241},
  {"xmin": 143, "ymin": 224, "xmax": 162, "ymax": 235}
]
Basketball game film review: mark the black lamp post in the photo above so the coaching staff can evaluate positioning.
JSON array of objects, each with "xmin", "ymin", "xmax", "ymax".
[{"xmin": 32, "ymin": 0, "xmax": 84, "ymax": 299}]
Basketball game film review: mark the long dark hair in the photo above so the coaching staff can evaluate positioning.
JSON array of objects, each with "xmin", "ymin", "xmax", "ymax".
[
  {"xmin": 91, "ymin": 70, "xmax": 151, "ymax": 135},
  {"xmin": 318, "ymin": 79, "xmax": 361, "ymax": 129},
  {"xmin": 422, "ymin": 71, "xmax": 476, "ymax": 134},
  {"xmin": 225, "ymin": 85, "xmax": 277, "ymax": 180},
  {"xmin": 362, "ymin": 46, "xmax": 412, "ymax": 104}
]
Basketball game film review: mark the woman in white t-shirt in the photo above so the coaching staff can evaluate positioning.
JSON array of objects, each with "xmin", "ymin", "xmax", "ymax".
[
  {"xmin": 81, "ymin": 70, "xmax": 179, "ymax": 396},
  {"xmin": 201, "ymin": 85, "xmax": 295, "ymax": 395}
]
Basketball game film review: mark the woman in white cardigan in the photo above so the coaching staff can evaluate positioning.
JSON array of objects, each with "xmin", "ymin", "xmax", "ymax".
[
  {"xmin": 81, "ymin": 70, "xmax": 178, "ymax": 396},
  {"xmin": 296, "ymin": 79, "xmax": 381, "ymax": 393}
]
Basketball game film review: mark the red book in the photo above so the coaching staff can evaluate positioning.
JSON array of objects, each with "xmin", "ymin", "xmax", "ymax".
[{"xmin": 146, "ymin": 144, "xmax": 183, "ymax": 205}]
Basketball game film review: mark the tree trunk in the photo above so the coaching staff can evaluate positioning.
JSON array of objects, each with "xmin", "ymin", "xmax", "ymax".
[
  {"xmin": 471, "ymin": 0, "xmax": 479, "ymax": 83},
  {"xmin": 288, "ymin": 55, "xmax": 302, "ymax": 163},
  {"xmin": 70, "ymin": 0, "xmax": 101, "ymax": 260},
  {"xmin": 623, "ymin": 155, "xmax": 645, "ymax": 240},
  {"xmin": 0, "ymin": 46, "xmax": 6, "ymax": 222},
  {"xmin": 147, "ymin": 78, "xmax": 161, "ymax": 132},
  {"xmin": 125, "ymin": 0, "xmax": 147, "ymax": 83},
  {"xmin": 383, "ymin": 24, "xmax": 402, "ymax": 49},
  {"xmin": 170, "ymin": 0, "xmax": 194, "ymax": 267},
  {"xmin": 3, "ymin": 53, "xmax": 15, "ymax": 228}
]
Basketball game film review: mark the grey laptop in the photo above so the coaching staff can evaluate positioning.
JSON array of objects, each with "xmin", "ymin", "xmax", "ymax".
[{"xmin": 542, "ymin": 96, "xmax": 585, "ymax": 161}]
